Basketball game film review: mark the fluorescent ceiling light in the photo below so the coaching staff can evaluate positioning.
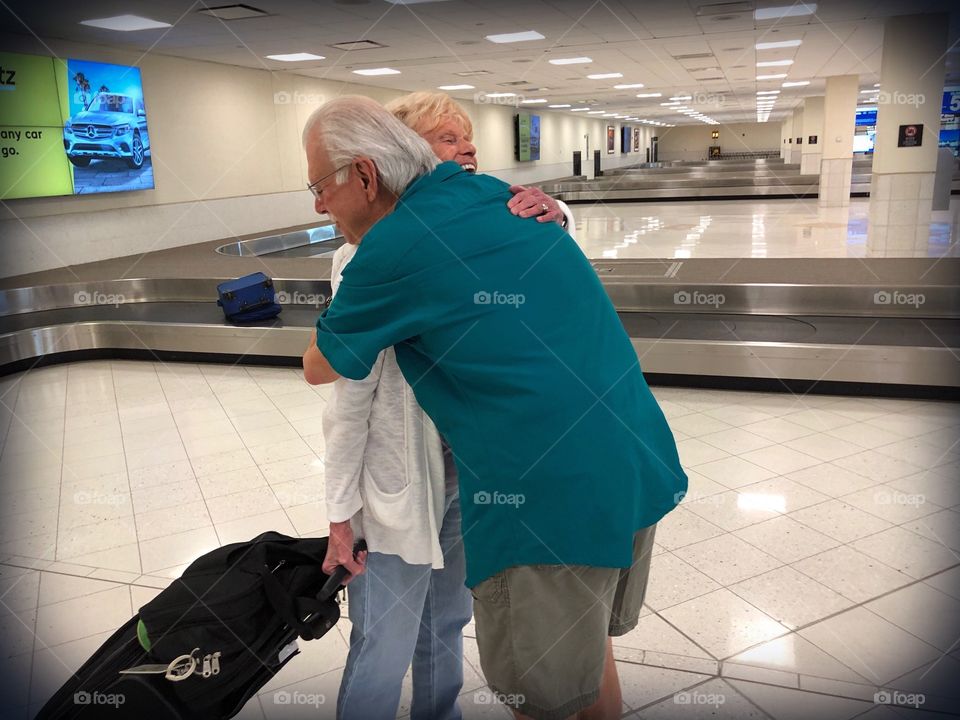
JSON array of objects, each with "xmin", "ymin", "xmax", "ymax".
[
  {"xmin": 549, "ymin": 104, "xmax": 571, "ymax": 108},
  {"xmin": 587, "ymin": 110, "xmax": 605, "ymax": 114},
  {"xmin": 79, "ymin": 14, "xmax": 171, "ymax": 31},
  {"xmin": 670, "ymin": 95, "xmax": 692, "ymax": 100},
  {"xmin": 660, "ymin": 101, "xmax": 682, "ymax": 106},
  {"xmin": 485, "ymin": 30, "xmax": 545, "ymax": 43},
  {"xmin": 613, "ymin": 83, "xmax": 645, "ymax": 89},
  {"xmin": 756, "ymin": 59, "xmax": 793, "ymax": 67},
  {"xmin": 549, "ymin": 57, "xmax": 592, "ymax": 65},
  {"xmin": 266, "ymin": 53, "xmax": 325, "ymax": 62},
  {"xmin": 353, "ymin": 67, "xmax": 401, "ymax": 75},
  {"xmin": 757, "ymin": 73, "xmax": 788, "ymax": 80},
  {"xmin": 522, "ymin": 98, "xmax": 548, "ymax": 104},
  {"xmin": 438, "ymin": 84, "xmax": 475, "ymax": 90},
  {"xmin": 859, "ymin": 89, "xmax": 877, "ymax": 94},
  {"xmin": 755, "ymin": 3, "xmax": 816, "ymax": 20},
  {"xmin": 636, "ymin": 92, "xmax": 662, "ymax": 98},
  {"xmin": 781, "ymin": 80, "xmax": 810, "ymax": 87},
  {"xmin": 757, "ymin": 90, "xmax": 780, "ymax": 94},
  {"xmin": 587, "ymin": 72, "xmax": 623, "ymax": 79},
  {"xmin": 755, "ymin": 39, "xmax": 802, "ymax": 50},
  {"xmin": 485, "ymin": 92, "xmax": 516, "ymax": 98},
  {"xmin": 570, "ymin": 107, "xmax": 591, "ymax": 111},
  {"xmin": 874, "ymin": 83, "xmax": 881, "ymax": 87},
  {"xmin": 602, "ymin": 113, "xmax": 617, "ymax": 117}
]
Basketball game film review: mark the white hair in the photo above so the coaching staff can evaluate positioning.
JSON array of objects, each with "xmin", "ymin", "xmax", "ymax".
[{"xmin": 302, "ymin": 95, "xmax": 439, "ymax": 195}]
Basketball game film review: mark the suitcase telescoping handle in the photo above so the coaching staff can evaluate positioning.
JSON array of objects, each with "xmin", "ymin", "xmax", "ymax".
[{"xmin": 318, "ymin": 539, "xmax": 367, "ymax": 602}]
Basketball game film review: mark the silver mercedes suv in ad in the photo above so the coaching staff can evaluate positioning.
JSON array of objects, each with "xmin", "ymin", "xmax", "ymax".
[{"xmin": 63, "ymin": 93, "xmax": 150, "ymax": 170}]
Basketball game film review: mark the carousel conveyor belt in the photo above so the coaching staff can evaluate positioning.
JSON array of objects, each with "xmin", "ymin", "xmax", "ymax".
[{"xmin": 3, "ymin": 301, "xmax": 958, "ymax": 394}]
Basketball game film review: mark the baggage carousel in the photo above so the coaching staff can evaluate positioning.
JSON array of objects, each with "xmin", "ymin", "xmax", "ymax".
[{"xmin": 2, "ymin": 223, "xmax": 957, "ymax": 397}]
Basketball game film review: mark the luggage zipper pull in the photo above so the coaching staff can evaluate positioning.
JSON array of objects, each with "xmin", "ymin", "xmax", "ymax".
[
  {"xmin": 202, "ymin": 653, "xmax": 212, "ymax": 678},
  {"xmin": 165, "ymin": 648, "xmax": 199, "ymax": 682},
  {"xmin": 211, "ymin": 651, "xmax": 221, "ymax": 676}
]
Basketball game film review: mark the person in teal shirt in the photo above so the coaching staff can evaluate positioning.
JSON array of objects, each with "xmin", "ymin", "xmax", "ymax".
[{"xmin": 302, "ymin": 96, "xmax": 686, "ymax": 720}]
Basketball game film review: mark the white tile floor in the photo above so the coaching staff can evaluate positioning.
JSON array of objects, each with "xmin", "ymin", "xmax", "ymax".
[
  {"xmin": 571, "ymin": 197, "xmax": 960, "ymax": 260},
  {"xmin": 0, "ymin": 360, "xmax": 957, "ymax": 719}
]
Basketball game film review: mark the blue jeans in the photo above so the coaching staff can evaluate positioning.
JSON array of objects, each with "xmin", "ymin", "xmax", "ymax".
[{"xmin": 337, "ymin": 494, "xmax": 473, "ymax": 720}]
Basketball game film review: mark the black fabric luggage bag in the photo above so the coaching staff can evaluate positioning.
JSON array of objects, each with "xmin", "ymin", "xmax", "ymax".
[{"xmin": 35, "ymin": 532, "xmax": 350, "ymax": 720}]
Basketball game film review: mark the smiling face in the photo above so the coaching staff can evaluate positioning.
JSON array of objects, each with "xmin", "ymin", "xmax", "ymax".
[{"xmin": 418, "ymin": 118, "xmax": 478, "ymax": 172}]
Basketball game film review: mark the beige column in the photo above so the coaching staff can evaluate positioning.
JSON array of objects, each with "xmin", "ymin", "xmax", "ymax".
[
  {"xmin": 868, "ymin": 13, "xmax": 949, "ymax": 255},
  {"xmin": 819, "ymin": 75, "xmax": 859, "ymax": 207},
  {"xmin": 790, "ymin": 106, "xmax": 804, "ymax": 164},
  {"xmin": 800, "ymin": 96, "xmax": 824, "ymax": 175}
]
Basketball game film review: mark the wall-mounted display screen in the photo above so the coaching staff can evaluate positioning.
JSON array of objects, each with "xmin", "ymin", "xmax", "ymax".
[
  {"xmin": 515, "ymin": 112, "xmax": 540, "ymax": 161},
  {"xmin": 855, "ymin": 108, "xmax": 877, "ymax": 127},
  {"xmin": 0, "ymin": 52, "xmax": 154, "ymax": 200}
]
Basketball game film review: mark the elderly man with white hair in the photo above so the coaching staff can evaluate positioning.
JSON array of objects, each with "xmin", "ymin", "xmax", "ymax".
[{"xmin": 303, "ymin": 96, "xmax": 686, "ymax": 720}]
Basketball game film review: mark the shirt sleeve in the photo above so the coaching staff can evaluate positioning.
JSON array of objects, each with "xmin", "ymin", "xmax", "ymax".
[{"xmin": 315, "ymin": 267, "xmax": 427, "ymax": 381}]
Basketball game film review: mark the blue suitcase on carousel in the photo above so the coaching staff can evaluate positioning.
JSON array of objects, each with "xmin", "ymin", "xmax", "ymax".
[{"xmin": 216, "ymin": 272, "xmax": 282, "ymax": 323}]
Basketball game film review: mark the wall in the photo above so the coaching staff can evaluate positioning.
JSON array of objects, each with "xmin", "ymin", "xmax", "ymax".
[
  {"xmin": 656, "ymin": 123, "xmax": 780, "ymax": 161},
  {"xmin": 0, "ymin": 34, "xmax": 652, "ymax": 278},
  {"xmin": 780, "ymin": 115, "xmax": 794, "ymax": 161}
]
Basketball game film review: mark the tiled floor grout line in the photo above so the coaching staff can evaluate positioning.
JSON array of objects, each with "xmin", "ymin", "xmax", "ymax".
[{"xmin": 108, "ymin": 362, "xmax": 146, "ymax": 579}]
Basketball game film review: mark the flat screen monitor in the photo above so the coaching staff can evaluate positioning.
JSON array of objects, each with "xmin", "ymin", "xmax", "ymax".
[
  {"xmin": 515, "ymin": 112, "xmax": 540, "ymax": 161},
  {"xmin": 0, "ymin": 52, "xmax": 154, "ymax": 199}
]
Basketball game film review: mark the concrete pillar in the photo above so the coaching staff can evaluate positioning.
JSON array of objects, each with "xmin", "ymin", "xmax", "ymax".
[
  {"xmin": 790, "ymin": 106, "xmax": 804, "ymax": 164},
  {"xmin": 819, "ymin": 75, "xmax": 859, "ymax": 207},
  {"xmin": 800, "ymin": 97, "xmax": 824, "ymax": 175},
  {"xmin": 780, "ymin": 114, "xmax": 793, "ymax": 161},
  {"xmin": 868, "ymin": 13, "xmax": 949, "ymax": 255}
]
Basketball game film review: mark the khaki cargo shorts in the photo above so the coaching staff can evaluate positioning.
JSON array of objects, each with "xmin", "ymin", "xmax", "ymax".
[{"xmin": 470, "ymin": 525, "xmax": 656, "ymax": 720}]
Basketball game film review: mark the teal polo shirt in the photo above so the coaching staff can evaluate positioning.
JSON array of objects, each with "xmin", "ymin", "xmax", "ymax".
[{"xmin": 316, "ymin": 161, "xmax": 686, "ymax": 587}]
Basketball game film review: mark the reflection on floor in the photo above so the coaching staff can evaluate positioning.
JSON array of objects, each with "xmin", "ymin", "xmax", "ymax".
[
  {"xmin": 571, "ymin": 197, "xmax": 960, "ymax": 260},
  {"xmin": 1, "ymin": 361, "xmax": 957, "ymax": 719}
]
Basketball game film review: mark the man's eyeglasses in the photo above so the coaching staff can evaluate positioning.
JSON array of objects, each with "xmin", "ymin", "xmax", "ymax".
[{"xmin": 307, "ymin": 163, "xmax": 351, "ymax": 199}]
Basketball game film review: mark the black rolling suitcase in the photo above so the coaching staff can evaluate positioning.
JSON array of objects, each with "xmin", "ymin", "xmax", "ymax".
[{"xmin": 36, "ymin": 532, "xmax": 360, "ymax": 720}]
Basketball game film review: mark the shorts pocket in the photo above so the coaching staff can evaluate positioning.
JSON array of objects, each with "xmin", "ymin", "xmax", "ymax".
[{"xmin": 361, "ymin": 467, "xmax": 414, "ymax": 529}]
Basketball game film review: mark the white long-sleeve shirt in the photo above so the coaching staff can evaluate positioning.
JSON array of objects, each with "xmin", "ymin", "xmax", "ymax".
[{"xmin": 321, "ymin": 242, "xmax": 448, "ymax": 568}]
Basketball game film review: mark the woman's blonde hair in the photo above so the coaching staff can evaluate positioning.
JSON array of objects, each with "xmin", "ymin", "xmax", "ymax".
[{"xmin": 385, "ymin": 91, "xmax": 474, "ymax": 139}]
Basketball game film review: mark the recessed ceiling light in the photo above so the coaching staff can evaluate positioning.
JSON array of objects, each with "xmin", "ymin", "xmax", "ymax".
[
  {"xmin": 549, "ymin": 104, "xmax": 571, "ymax": 108},
  {"xmin": 757, "ymin": 90, "xmax": 780, "ymax": 94},
  {"xmin": 613, "ymin": 83, "xmax": 645, "ymax": 89},
  {"xmin": 198, "ymin": 4, "xmax": 267, "ymax": 20},
  {"xmin": 756, "ymin": 59, "xmax": 793, "ymax": 67},
  {"xmin": 859, "ymin": 89, "xmax": 877, "ymax": 94},
  {"xmin": 353, "ymin": 67, "xmax": 401, "ymax": 75},
  {"xmin": 438, "ymin": 84, "xmax": 475, "ymax": 90},
  {"xmin": 522, "ymin": 98, "xmax": 548, "ymax": 104},
  {"xmin": 570, "ymin": 107, "xmax": 591, "ymax": 111},
  {"xmin": 755, "ymin": 39, "xmax": 802, "ymax": 50},
  {"xmin": 79, "ymin": 14, "xmax": 171, "ymax": 31},
  {"xmin": 485, "ymin": 92, "xmax": 516, "ymax": 98},
  {"xmin": 587, "ymin": 110, "xmax": 605, "ymax": 114},
  {"xmin": 602, "ymin": 113, "xmax": 617, "ymax": 117},
  {"xmin": 549, "ymin": 57, "xmax": 592, "ymax": 65},
  {"xmin": 670, "ymin": 95, "xmax": 692, "ymax": 100},
  {"xmin": 636, "ymin": 92, "xmax": 662, "ymax": 98},
  {"xmin": 485, "ymin": 30, "xmax": 545, "ymax": 43},
  {"xmin": 587, "ymin": 73, "xmax": 623, "ymax": 80},
  {"xmin": 757, "ymin": 73, "xmax": 788, "ymax": 80},
  {"xmin": 781, "ymin": 80, "xmax": 810, "ymax": 87},
  {"xmin": 874, "ymin": 83, "xmax": 881, "ymax": 87},
  {"xmin": 266, "ymin": 53, "xmax": 325, "ymax": 62},
  {"xmin": 755, "ymin": 3, "xmax": 816, "ymax": 20},
  {"xmin": 660, "ymin": 101, "xmax": 682, "ymax": 106},
  {"xmin": 330, "ymin": 40, "xmax": 386, "ymax": 51}
]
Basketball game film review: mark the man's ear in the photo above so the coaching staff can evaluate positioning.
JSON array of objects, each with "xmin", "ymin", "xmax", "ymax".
[{"xmin": 354, "ymin": 158, "xmax": 379, "ymax": 200}]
